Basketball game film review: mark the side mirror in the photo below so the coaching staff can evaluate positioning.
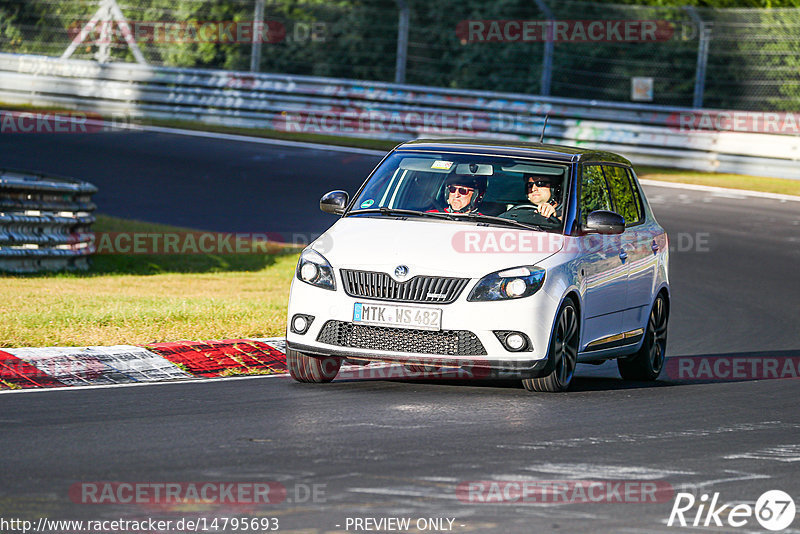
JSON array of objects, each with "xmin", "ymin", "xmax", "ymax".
[
  {"xmin": 320, "ymin": 190, "xmax": 349, "ymax": 215},
  {"xmin": 584, "ymin": 210, "xmax": 625, "ymax": 235}
]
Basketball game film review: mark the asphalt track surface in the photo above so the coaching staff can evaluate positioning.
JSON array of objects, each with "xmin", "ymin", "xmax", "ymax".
[
  {"xmin": 0, "ymin": 131, "xmax": 380, "ymax": 238},
  {"xmin": 1, "ymin": 131, "xmax": 799, "ymax": 533}
]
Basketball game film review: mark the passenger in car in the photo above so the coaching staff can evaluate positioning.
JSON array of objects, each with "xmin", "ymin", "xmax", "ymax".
[{"xmin": 432, "ymin": 174, "xmax": 487, "ymax": 214}]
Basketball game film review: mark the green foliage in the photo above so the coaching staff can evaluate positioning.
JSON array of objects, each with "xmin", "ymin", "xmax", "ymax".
[
  {"xmin": 0, "ymin": 0, "xmax": 798, "ymax": 110},
  {"xmin": 256, "ymin": 0, "xmax": 397, "ymax": 80},
  {"xmin": 602, "ymin": 165, "xmax": 641, "ymax": 224},
  {"xmin": 610, "ymin": 0, "xmax": 800, "ymax": 7},
  {"xmin": 579, "ymin": 165, "xmax": 612, "ymax": 225},
  {"xmin": 0, "ymin": 4, "xmax": 24, "ymax": 51}
]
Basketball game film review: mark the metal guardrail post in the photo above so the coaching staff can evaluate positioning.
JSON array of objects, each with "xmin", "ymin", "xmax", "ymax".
[
  {"xmin": 0, "ymin": 170, "xmax": 97, "ymax": 274},
  {"xmin": 686, "ymin": 7, "xmax": 711, "ymax": 109},
  {"xmin": 533, "ymin": 0, "xmax": 554, "ymax": 97},
  {"xmin": 250, "ymin": 0, "xmax": 265, "ymax": 73},
  {"xmin": 395, "ymin": 0, "xmax": 409, "ymax": 85},
  {"xmin": 693, "ymin": 25, "xmax": 712, "ymax": 109}
]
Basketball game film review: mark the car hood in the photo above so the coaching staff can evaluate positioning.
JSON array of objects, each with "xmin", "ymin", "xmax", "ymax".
[{"xmin": 310, "ymin": 216, "xmax": 564, "ymax": 279}]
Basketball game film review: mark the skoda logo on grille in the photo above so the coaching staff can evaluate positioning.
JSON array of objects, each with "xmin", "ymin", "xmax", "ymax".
[{"xmin": 394, "ymin": 265, "xmax": 409, "ymax": 278}]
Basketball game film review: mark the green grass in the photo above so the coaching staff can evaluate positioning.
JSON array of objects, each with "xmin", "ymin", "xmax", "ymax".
[
  {"xmin": 0, "ymin": 215, "xmax": 300, "ymax": 347},
  {"xmin": 635, "ymin": 166, "xmax": 800, "ymax": 197}
]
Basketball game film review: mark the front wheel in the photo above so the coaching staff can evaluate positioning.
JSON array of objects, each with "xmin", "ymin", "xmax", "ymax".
[
  {"xmin": 522, "ymin": 300, "xmax": 579, "ymax": 393},
  {"xmin": 286, "ymin": 348, "xmax": 341, "ymax": 383},
  {"xmin": 618, "ymin": 295, "xmax": 668, "ymax": 381}
]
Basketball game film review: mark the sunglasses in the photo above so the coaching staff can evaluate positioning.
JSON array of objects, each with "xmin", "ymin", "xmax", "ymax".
[
  {"xmin": 448, "ymin": 185, "xmax": 474, "ymax": 195},
  {"xmin": 527, "ymin": 180, "xmax": 554, "ymax": 191}
]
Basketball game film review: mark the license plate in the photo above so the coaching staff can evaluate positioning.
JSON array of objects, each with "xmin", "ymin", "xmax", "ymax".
[{"xmin": 353, "ymin": 303, "xmax": 442, "ymax": 331}]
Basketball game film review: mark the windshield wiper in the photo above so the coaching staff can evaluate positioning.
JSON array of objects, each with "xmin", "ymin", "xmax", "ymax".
[
  {"xmin": 447, "ymin": 212, "xmax": 547, "ymax": 232},
  {"xmin": 347, "ymin": 207, "xmax": 455, "ymax": 221},
  {"xmin": 349, "ymin": 208, "xmax": 549, "ymax": 231}
]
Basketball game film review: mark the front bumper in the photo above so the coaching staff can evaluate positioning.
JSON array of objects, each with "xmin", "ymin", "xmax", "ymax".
[
  {"xmin": 286, "ymin": 340, "xmax": 553, "ymax": 379},
  {"xmin": 286, "ymin": 274, "xmax": 560, "ymax": 379}
]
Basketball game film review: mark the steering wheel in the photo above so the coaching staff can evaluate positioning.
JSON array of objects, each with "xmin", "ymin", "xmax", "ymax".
[{"xmin": 502, "ymin": 204, "xmax": 559, "ymax": 224}]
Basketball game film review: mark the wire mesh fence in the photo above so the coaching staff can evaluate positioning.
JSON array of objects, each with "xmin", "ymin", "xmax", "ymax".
[{"xmin": 0, "ymin": 0, "xmax": 798, "ymax": 111}]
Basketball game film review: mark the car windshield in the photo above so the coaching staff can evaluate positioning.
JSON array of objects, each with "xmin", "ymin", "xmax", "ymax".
[{"xmin": 348, "ymin": 151, "xmax": 570, "ymax": 233}]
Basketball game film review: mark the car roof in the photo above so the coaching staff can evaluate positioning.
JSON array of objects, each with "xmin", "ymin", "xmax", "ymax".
[{"xmin": 395, "ymin": 138, "xmax": 632, "ymax": 165}]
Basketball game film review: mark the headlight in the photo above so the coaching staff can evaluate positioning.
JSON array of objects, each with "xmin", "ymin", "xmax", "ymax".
[
  {"xmin": 296, "ymin": 249, "xmax": 336, "ymax": 291},
  {"xmin": 467, "ymin": 266, "xmax": 546, "ymax": 302}
]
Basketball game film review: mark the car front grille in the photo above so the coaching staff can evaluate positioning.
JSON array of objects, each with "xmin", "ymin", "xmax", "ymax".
[
  {"xmin": 340, "ymin": 269, "xmax": 469, "ymax": 304},
  {"xmin": 316, "ymin": 321, "xmax": 487, "ymax": 356}
]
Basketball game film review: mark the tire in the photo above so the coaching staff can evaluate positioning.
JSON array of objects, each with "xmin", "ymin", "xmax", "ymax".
[
  {"xmin": 286, "ymin": 348, "xmax": 341, "ymax": 383},
  {"xmin": 522, "ymin": 300, "xmax": 579, "ymax": 393},
  {"xmin": 618, "ymin": 294, "xmax": 668, "ymax": 381}
]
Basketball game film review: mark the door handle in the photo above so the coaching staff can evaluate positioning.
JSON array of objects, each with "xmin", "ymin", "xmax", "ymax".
[
  {"xmin": 651, "ymin": 241, "xmax": 659, "ymax": 254},
  {"xmin": 619, "ymin": 250, "xmax": 628, "ymax": 262}
]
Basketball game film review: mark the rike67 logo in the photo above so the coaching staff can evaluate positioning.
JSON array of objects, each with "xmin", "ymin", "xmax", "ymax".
[{"xmin": 668, "ymin": 490, "xmax": 795, "ymax": 531}]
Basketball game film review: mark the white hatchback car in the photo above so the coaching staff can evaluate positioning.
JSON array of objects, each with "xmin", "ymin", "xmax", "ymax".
[{"xmin": 286, "ymin": 139, "xmax": 669, "ymax": 392}]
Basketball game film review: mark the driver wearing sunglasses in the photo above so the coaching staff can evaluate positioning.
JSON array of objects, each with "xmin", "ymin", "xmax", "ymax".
[
  {"xmin": 525, "ymin": 174, "xmax": 562, "ymax": 220},
  {"xmin": 499, "ymin": 173, "xmax": 563, "ymax": 225}
]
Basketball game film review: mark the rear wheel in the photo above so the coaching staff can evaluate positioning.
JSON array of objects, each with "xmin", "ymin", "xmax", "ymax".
[
  {"xmin": 286, "ymin": 348, "xmax": 341, "ymax": 383},
  {"xmin": 522, "ymin": 300, "xmax": 579, "ymax": 393},
  {"xmin": 618, "ymin": 294, "xmax": 668, "ymax": 381}
]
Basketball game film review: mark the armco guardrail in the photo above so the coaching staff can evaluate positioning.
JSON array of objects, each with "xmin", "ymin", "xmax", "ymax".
[
  {"xmin": 0, "ymin": 53, "xmax": 798, "ymax": 179},
  {"xmin": 0, "ymin": 169, "xmax": 96, "ymax": 273}
]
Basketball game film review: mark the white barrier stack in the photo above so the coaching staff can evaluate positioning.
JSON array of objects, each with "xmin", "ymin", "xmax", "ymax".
[{"xmin": 0, "ymin": 169, "xmax": 96, "ymax": 273}]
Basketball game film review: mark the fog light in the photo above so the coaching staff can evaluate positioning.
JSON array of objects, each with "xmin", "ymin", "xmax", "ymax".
[
  {"xmin": 493, "ymin": 330, "xmax": 531, "ymax": 352},
  {"xmin": 506, "ymin": 333, "xmax": 525, "ymax": 350},
  {"xmin": 300, "ymin": 262, "xmax": 318, "ymax": 282},
  {"xmin": 504, "ymin": 278, "xmax": 527, "ymax": 298},
  {"xmin": 290, "ymin": 314, "xmax": 314, "ymax": 335},
  {"xmin": 293, "ymin": 316, "xmax": 308, "ymax": 332}
]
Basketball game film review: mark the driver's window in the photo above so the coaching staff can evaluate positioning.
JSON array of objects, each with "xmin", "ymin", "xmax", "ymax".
[
  {"xmin": 393, "ymin": 171, "xmax": 442, "ymax": 211},
  {"xmin": 580, "ymin": 165, "xmax": 612, "ymax": 225}
]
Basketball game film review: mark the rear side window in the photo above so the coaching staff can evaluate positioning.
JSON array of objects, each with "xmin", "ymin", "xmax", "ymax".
[
  {"xmin": 603, "ymin": 165, "xmax": 642, "ymax": 225},
  {"xmin": 579, "ymin": 164, "xmax": 612, "ymax": 225},
  {"xmin": 627, "ymin": 168, "xmax": 645, "ymax": 220}
]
